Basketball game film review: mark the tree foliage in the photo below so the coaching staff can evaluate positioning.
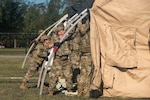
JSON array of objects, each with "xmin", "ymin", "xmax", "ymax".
[
  {"xmin": 0, "ymin": 0, "xmax": 85, "ymax": 33},
  {"xmin": 0, "ymin": 0, "xmax": 25, "ymax": 32},
  {"xmin": 22, "ymin": 3, "xmax": 47, "ymax": 33},
  {"xmin": 0, "ymin": 0, "xmax": 85, "ymax": 48}
]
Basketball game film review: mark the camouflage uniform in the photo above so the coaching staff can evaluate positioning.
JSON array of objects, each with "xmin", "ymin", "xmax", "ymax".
[
  {"xmin": 69, "ymin": 29, "xmax": 81, "ymax": 69},
  {"xmin": 69, "ymin": 28, "xmax": 81, "ymax": 83},
  {"xmin": 20, "ymin": 35, "xmax": 51, "ymax": 89},
  {"xmin": 77, "ymin": 20, "xmax": 92, "ymax": 97},
  {"xmin": 49, "ymin": 24, "xmax": 73, "ymax": 95}
]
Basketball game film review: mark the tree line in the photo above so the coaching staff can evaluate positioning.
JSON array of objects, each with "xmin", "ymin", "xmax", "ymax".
[{"xmin": 0, "ymin": 0, "xmax": 85, "ymax": 48}]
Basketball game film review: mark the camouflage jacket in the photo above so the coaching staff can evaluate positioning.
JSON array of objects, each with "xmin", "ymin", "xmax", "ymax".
[
  {"xmin": 56, "ymin": 41, "xmax": 71, "ymax": 61},
  {"xmin": 79, "ymin": 31, "xmax": 91, "ymax": 53},
  {"xmin": 31, "ymin": 42, "xmax": 48, "ymax": 64}
]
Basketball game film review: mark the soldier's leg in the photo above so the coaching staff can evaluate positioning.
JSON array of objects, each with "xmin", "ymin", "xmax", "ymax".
[
  {"xmin": 62, "ymin": 61, "xmax": 73, "ymax": 92},
  {"xmin": 83, "ymin": 78, "xmax": 91, "ymax": 97},
  {"xmin": 82, "ymin": 56, "xmax": 92, "ymax": 97},
  {"xmin": 77, "ymin": 66, "xmax": 86, "ymax": 96},
  {"xmin": 70, "ymin": 51, "xmax": 81, "ymax": 84},
  {"xmin": 77, "ymin": 55, "xmax": 92, "ymax": 97},
  {"xmin": 48, "ymin": 59, "xmax": 62, "ymax": 96},
  {"xmin": 70, "ymin": 51, "xmax": 80, "ymax": 69},
  {"xmin": 48, "ymin": 70, "xmax": 58, "ymax": 96},
  {"xmin": 20, "ymin": 59, "xmax": 39, "ymax": 90}
]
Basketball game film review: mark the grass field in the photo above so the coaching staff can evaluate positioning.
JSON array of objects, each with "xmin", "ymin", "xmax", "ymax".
[
  {"xmin": 0, "ymin": 49, "xmax": 148, "ymax": 100},
  {"xmin": 0, "ymin": 48, "xmax": 27, "ymax": 55},
  {"xmin": 0, "ymin": 58, "xmax": 115, "ymax": 100}
]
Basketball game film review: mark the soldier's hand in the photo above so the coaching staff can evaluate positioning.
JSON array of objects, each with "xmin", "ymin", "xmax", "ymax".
[
  {"xmin": 54, "ymin": 42, "xmax": 60, "ymax": 48},
  {"xmin": 32, "ymin": 39, "xmax": 38, "ymax": 44},
  {"xmin": 45, "ymin": 57, "xmax": 48, "ymax": 61},
  {"xmin": 47, "ymin": 51, "xmax": 50, "ymax": 56},
  {"xmin": 49, "ymin": 43, "xmax": 54, "ymax": 49}
]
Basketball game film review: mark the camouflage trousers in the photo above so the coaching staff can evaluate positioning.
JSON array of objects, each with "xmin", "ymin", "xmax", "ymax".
[
  {"xmin": 22, "ymin": 58, "xmax": 42, "ymax": 83},
  {"xmin": 70, "ymin": 51, "xmax": 81, "ymax": 83},
  {"xmin": 70, "ymin": 51, "xmax": 81, "ymax": 69},
  {"xmin": 48, "ymin": 58, "xmax": 73, "ymax": 92},
  {"xmin": 77, "ymin": 54, "xmax": 92, "ymax": 93}
]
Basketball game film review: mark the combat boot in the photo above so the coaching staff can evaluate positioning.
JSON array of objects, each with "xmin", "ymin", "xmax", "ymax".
[
  {"xmin": 19, "ymin": 82, "xmax": 27, "ymax": 90},
  {"xmin": 77, "ymin": 83, "xmax": 84, "ymax": 96}
]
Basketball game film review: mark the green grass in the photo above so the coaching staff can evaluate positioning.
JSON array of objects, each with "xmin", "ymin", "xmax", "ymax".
[
  {"xmin": 0, "ymin": 58, "xmax": 147, "ymax": 100},
  {"xmin": 0, "ymin": 58, "xmax": 27, "ymax": 77},
  {"xmin": 0, "ymin": 48, "xmax": 27, "ymax": 55}
]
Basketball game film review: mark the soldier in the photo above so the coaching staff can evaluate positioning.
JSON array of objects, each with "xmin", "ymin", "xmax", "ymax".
[
  {"xmin": 69, "ymin": 27, "xmax": 81, "ymax": 84},
  {"xmin": 48, "ymin": 23, "xmax": 73, "ymax": 96},
  {"xmin": 20, "ymin": 35, "xmax": 52, "ymax": 90},
  {"xmin": 77, "ymin": 19, "xmax": 92, "ymax": 97}
]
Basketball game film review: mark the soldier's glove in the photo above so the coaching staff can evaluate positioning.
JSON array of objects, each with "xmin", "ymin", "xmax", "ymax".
[
  {"xmin": 45, "ymin": 57, "xmax": 48, "ymax": 61},
  {"xmin": 31, "ymin": 39, "xmax": 38, "ymax": 44},
  {"xmin": 82, "ymin": 18, "xmax": 87, "ymax": 24},
  {"xmin": 53, "ymin": 42, "xmax": 60, "ymax": 53},
  {"xmin": 54, "ymin": 42, "xmax": 60, "ymax": 48},
  {"xmin": 47, "ymin": 51, "xmax": 50, "ymax": 56}
]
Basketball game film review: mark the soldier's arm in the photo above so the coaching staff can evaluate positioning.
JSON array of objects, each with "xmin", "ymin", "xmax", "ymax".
[{"xmin": 36, "ymin": 44, "xmax": 48, "ymax": 58}]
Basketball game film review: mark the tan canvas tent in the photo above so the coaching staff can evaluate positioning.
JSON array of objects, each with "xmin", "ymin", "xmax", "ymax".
[{"xmin": 90, "ymin": 0, "xmax": 150, "ymax": 98}]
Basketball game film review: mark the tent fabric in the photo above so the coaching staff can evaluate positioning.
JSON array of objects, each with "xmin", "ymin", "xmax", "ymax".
[{"xmin": 90, "ymin": 0, "xmax": 150, "ymax": 98}]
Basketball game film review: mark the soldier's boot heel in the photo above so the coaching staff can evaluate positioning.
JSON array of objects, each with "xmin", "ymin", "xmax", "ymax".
[{"xmin": 19, "ymin": 82, "xmax": 27, "ymax": 90}]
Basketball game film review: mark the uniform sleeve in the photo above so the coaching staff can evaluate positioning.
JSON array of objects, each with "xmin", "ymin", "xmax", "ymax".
[
  {"xmin": 57, "ymin": 41, "xmax": 71, "ymax": 56},
  {"xmin": 36, "ymin": 44, "xmax": 48, "ymax": 58}
]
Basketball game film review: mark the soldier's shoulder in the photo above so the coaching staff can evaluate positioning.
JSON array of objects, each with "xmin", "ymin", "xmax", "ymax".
[{"xmin": 36, "ymin": 42, "xmax": 44, "ymax": 47}]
